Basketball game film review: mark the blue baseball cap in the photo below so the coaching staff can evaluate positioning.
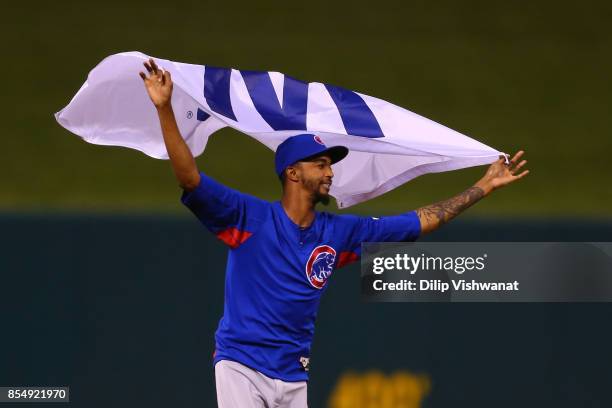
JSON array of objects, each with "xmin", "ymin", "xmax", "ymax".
[{"xmin": 275, "ymin": 134, "xmax": 349, "ymax": 179}]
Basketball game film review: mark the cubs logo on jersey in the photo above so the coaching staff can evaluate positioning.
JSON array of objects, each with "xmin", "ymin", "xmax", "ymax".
[{"xmin": 305, "ymin": 245, "xmax": 337, "ymax": 289}]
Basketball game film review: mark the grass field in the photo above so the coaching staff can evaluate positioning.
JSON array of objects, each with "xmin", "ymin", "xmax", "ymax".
[{"xmin": 2, "ymin": 0, "xmax": 611, "ymax": 216}]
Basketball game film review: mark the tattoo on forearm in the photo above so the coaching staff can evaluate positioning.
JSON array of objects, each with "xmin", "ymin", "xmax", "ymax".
[{"xmin": 416, "ymin": 187, "xmax": 485, "ymax": 230}]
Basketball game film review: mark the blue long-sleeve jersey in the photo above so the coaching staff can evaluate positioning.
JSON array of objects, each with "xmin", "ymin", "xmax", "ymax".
[{"xmin": 181, "ymin": 172, "xmax": 420, "ymax": 381}]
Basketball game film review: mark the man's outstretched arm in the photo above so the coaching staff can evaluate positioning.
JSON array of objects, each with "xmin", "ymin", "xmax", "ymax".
[
  {"xmin": 416, "ymin": 151, "xmax": 529, "ymax": 235},
  {"xmin": 139, "ymin": 58, "xmax": 200, "ymax": 191}
]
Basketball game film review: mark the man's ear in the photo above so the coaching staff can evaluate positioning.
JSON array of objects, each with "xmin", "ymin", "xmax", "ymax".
[{"xmin": 286, "ymin": 163, "xmax": 301, "ymax": 182}]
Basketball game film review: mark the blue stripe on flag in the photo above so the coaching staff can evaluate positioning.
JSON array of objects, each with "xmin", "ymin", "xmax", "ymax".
[
  {"xmin": 241, "ymin": 71, "xmax": 308, "ymax": 131},
  {"xmin": 324, "ymin": 84, "xmax": 384, "ymax": 138},
  {"xmin": 196, "ymin": 108, "xmax": 210, "ymax": 121},
  {"xmin": 204, "ymin": 67, "xmax": 237, "ymax": 121}
]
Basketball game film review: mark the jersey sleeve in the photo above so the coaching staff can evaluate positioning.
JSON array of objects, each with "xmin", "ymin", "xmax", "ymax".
[
  {"xmin": 334, "ymin": 211, "xmax": 421, "ymax": 269},
  {"xmin": 180, "ymin": 172, "xmax": 269, "ymax": 248}
]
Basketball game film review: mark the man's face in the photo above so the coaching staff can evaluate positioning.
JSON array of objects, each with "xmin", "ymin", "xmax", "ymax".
[{"xmin": 295, "ymin": 155, "xmax": 334, "ymax": 205}]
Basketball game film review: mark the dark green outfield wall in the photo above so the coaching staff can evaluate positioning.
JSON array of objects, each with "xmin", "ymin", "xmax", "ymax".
[{"xmin": 2, "ymin": 215, "xmax": 612, "ymax": 407}]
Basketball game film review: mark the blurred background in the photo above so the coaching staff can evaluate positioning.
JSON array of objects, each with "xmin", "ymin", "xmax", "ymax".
[{"xmin": 1, "ymin": 0, "xmax": 611, "ymax": 406}]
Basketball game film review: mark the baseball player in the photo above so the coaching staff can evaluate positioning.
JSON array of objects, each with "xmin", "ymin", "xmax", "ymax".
[{"xmin": 139, "ymin": 58, "xmax": 529, "ymax": 407}]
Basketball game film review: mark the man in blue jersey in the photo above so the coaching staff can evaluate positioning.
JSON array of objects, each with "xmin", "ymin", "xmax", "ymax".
[{"xmin": 140, "ymin": 59, "xmax": 529, "ymax": 407}]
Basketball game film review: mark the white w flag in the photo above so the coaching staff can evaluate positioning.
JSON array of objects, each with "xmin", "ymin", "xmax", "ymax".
[{"xmin": 55, "ymin": 51, "xmax": 503, "ymax": 208}]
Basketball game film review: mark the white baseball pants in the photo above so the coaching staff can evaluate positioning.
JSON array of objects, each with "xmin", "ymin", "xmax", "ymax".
[{"xmin": 215, "ymin": 360, "xmax": 308, "ymax": 408}]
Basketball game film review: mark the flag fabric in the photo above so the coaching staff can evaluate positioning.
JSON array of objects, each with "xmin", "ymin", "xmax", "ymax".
[{"xmin": 55, "ymin": 51, "xmax": 503, "ymax": 208}]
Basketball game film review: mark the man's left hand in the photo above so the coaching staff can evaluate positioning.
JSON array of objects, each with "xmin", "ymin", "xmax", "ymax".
[{"xmin": 474, "ymin": 150, "xmax": 529, "ymax": 196}]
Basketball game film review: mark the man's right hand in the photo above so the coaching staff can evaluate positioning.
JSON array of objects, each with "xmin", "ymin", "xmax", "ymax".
[
  {"xmin": 139, "ymin": 58, "xmax": 173, "ymax": 109},
  {"xmin": 138, "ymin": 58, "xmax": 200, "ymax": 191}
]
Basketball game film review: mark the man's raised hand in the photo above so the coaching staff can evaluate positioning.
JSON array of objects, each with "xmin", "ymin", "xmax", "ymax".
[
  {"xmin": 139, "ymin": 58, "xmax": 200, "ymax": 190},
  {"xmin": 415, "ymin": 150, "xmax": 529, "ymax": 234},
  {"xmin": 475, "ymin": 150, "xmax": 530, "ymax": 196},
  {"xmin": 139, "ymin": 58, "xmax": 173, "ymax": 109}
]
